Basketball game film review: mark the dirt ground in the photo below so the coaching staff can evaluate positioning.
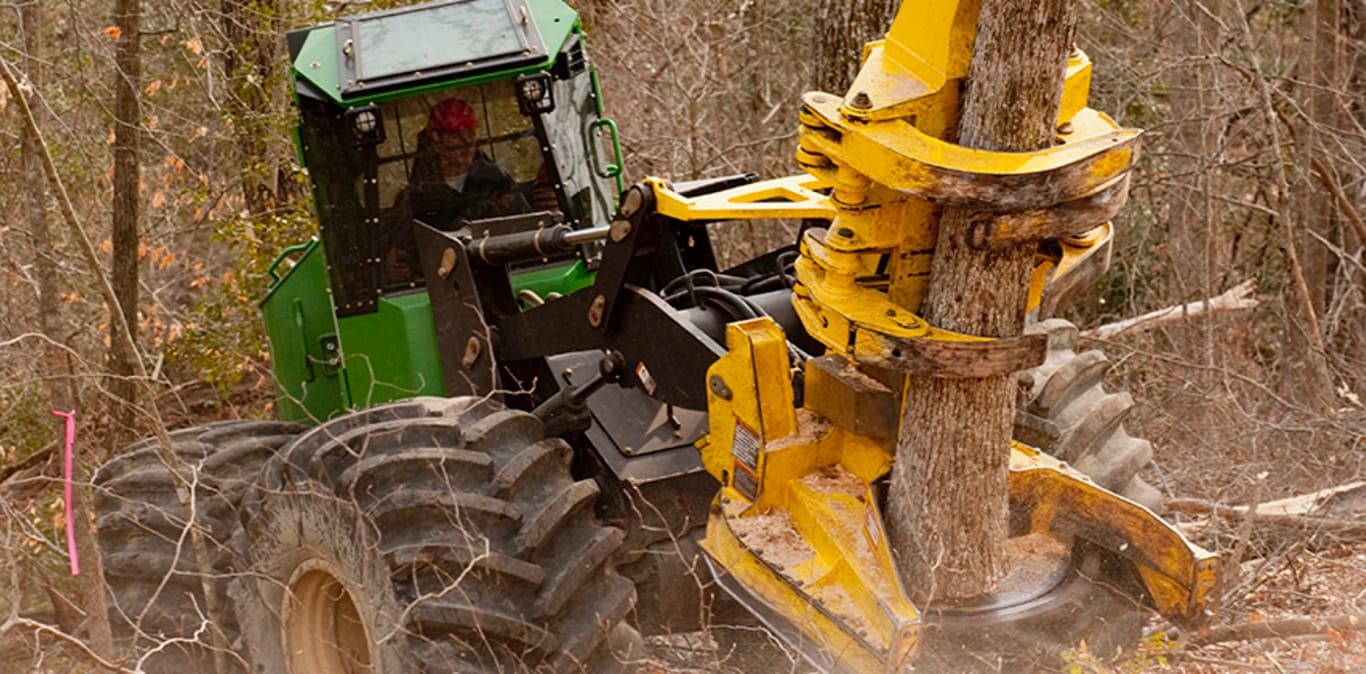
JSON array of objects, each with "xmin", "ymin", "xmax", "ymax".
[{"xmin": 1149, "ymin": 403, "xmax": 1366, "ymax": 673}]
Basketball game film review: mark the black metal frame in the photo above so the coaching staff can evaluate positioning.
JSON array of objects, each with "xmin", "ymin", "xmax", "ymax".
[{"xmin": 415, "ymin": 183, "xmax": 733, "ymax": 410}]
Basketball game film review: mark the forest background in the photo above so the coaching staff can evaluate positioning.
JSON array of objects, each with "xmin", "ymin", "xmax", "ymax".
[{"xmin": 0, "ymin": 0, "xmax": 1362, "ymax": 670}]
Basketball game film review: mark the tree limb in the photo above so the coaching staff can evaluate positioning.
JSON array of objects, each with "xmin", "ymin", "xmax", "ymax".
[
  {"xmin": 1083, "ymin": 280, "xmax": 1260, "ymax": 341},
  {"xmin": 1196, "ymin": 613, "xmax": 1366, "ymax": 645},
  {"xmin": 1166, "ymin": 497, "xmax": 1366, "ymax": 538}
]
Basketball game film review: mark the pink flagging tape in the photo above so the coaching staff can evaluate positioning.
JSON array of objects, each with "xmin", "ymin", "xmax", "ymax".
[{"xmin": 51, "ymin": 410, "xmax": 79, "ymax": 576}]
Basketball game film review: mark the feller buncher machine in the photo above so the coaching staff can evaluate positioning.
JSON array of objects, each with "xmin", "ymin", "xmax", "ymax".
[{"xmin": 94, "ymin": 0, "xmax": 1219, "ymax": 671}]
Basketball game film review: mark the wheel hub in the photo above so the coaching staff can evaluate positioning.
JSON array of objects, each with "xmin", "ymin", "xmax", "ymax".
[{"xmin": 284, "ymin": 562, "xmax": 373, "ymax": 674}]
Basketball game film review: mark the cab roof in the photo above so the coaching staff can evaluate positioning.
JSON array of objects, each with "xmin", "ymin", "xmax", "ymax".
[{"xmin": 288, "ymin": 0, "xmax": 580, "ymax": 105}]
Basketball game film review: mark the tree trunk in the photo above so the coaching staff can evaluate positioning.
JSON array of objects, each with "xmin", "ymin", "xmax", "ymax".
[
  {"xmin": 110, "ymin": 0, "xmax": 141, "ymax": 450},
  {"xmin": 1164, "ymin": 0, "xmax": 1226, "ymax": 386},
  {"xmin": 19, "ymin": 4, "xmax": 114, "ymax": 659},
  {"xmin": 1285, "ymin": 0, "xmax": 1345, "ymax": 411},
  {"xmin": 1297, "ymin": 0, "xmax": 1342, "ymax": 318},
  {"xmin": 811, "ymin": 0, "xmax": 900, "ymax": 94},
  {"xmin": 21, "ymin": 0, "xmax": 70, "ymax": 410},
  {"xmin": 1165, "ymin": 0, "xmax": 1225, "ymax": 304},
  {"xmin": 885, "ymin": 0, "xmax": 1078, "ymax": 604},
  {"xmin": 219, "ymin": 0, "xmax": 283, "ymax": 217}
]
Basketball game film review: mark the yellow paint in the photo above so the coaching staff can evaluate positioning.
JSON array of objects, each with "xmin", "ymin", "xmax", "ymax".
[
  {"xmin": 697, "ymin": 321, "xmax": 1217, "ymax": 671},
  {"xmin": 1009, "ymin": 444, "xmax": 1220, "ymax": 621},
  {"xmin": 684, "ymin": 0, "xmax": 1219, "ymax": 666}
]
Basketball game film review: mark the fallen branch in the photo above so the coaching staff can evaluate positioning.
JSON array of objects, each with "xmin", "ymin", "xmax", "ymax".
[
  {"xmin": 0, "ymin": 617, "xmax": 136, "ymax": 673},
  {"xmin": 1165, "ymin": 498, "xmax": 1366, "ymax": 538},
  {"xmin": 1082, "ymin": 279, "xmax": 1259, "ymax": 341},
  {"xmin": 1253, "ymin": 481, "xmax": 1366, "ymax": 517},
  {"xmin": 1195, "ymin": 613, "xmax": 1366, "ymax": 645}
]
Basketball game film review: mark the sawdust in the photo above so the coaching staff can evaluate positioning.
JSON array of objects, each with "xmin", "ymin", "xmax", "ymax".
[
  {"xmin": 799, "ymin": 463, "xmax": 865, "ymax": 500},
  {"xmin": 766, "ymin": 409, "xmax": 832, "ymax": 451},
  {"xmin": 837, "ymin": 360, "xmax": 893, "ymax": 393},
  {"xmin": 814, "ymin": 584, "xmax": 878, "ymax": 644},
  {"xmin": 995, "ymin": 533, "xmax": 1069, "ymax": 596},
  {"xmin": 730, "ymin": 509, "xmax": 815, "ymax": 572}
]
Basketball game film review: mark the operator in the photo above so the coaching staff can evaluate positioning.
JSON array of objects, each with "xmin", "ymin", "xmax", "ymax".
[
  {"xmin": 385, "ymin": 97, "xmax": 529, "ymax": 282},
  {"xmin": 408, "ymin": 98, "xmax": 529, "ymax": 226}
]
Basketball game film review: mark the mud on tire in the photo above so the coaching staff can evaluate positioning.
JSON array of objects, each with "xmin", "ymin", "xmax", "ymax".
[
  {"xmin": 1016, "ymin": 319, "xmax": 1164, "ymax": 510},
  {"xmin": 94, "ymin": 420, "xmax": 302, "ymax": 672},
  {"xmin": 230, "ymin": 396, "xmax": 638, "ymax": 673}
]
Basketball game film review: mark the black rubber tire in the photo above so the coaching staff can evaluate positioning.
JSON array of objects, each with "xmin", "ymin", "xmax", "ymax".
[
  {"xmin": 230, "ymin": 396, "xmax": 639, "ymax": 673},
  {"xmin": 94, "ymin": 419, "xmax": 302, "ymax": 672},
  {"xmin": 1017, "ymin": 318, "xmax": 1164, "ymax": 510}
]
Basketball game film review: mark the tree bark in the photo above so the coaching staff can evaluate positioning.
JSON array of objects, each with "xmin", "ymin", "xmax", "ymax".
[
  {"xmin": 1277, "ymin": 0, "xmax": 1343, "ymax": 412},
  {"xmin": 1297, "ymin": 0, "xmax": 1342, "ymax": 319},
  {"xmin": 219, "ymin": 0, "xmax": 283, "ymax": 217},
  {"xmin": 16, "ymin": 5, "xmax": 114, "ymax": 659},
  {"xmin": 886, "ymin": 0, "xmax": 1078, "ymax": 604},
  {"xmin": 110, "ymin": 0, "xmax": 142, "ymax": 450},
  {"xmin": 811, "ymin": 0, "xmax": 900, "ymax": 94},
  {"xmin": 1165, "ymin": 0, "xmax": 1225, "ymax": 308}
]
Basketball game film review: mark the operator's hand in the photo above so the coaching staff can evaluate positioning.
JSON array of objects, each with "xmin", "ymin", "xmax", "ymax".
[
  {"xmin": 384, "ymin": 247, "xmax": 413, "ymax": 283},
  {"xmin": 530, "ymin": 184, "xmax": 558, "ymax": 211},
  {"xmin": 529, "ymin": 163, "xmax": 558, "ymax": 212}
]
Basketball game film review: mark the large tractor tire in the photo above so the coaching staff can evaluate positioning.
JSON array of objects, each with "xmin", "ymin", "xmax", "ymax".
[
  {"xmin": 94, "ymin": 420, "xmax": 302, "ymax": 672},
  {"xmin": 1016, "ymin": 318, "xmax": 1164, "ymax": 510},
  {"xmin": 230, "ymin": 396, "xmax": 639, "ymax": 673}
]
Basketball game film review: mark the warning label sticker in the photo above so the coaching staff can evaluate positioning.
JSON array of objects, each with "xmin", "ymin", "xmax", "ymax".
[
  {"xmin": 731, "ymin": 419, "xmax": 760, "ymax": 471},
  {"xmin": 729, "ymin": 419, "xmax": 762, "ymax": 500}
]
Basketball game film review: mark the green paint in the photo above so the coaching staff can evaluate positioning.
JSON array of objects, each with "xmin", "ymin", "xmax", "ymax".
[
  {"xmin": 259, "ymin": 240, "xmax": 349, "ymax": 423},
  {"xmin": 337, "ymin": 292, "xmax": 446, "ymax": 409},
  {"xmin": 511, "ymin": 259, "xmax": 596, "ymax": 300},
  {"xmin": 292, "ymin": 0, "xmax": 581, "ymax": 106}
]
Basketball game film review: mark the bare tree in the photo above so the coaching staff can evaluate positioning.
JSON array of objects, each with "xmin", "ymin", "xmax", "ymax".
[
  {"xmin": 810, "ymin": 0, "xmax": 898, "ymax": 94},
  {"xmin": 884, "ymin": 0, "xmax": 1079, "ymax": 602},
  {"xmin": 110, "ymin": 0, "xmax": 143, "ymax": 450},
  {"xmin": 12, "ymin": 3, "xmax": 116, "ymax": 660}
]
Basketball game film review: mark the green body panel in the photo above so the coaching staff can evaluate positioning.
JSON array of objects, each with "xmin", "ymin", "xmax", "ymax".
[
  {"xmin": 337, "ymin": 292, "xmax": 446, "ymax": 409},
  {"xmin": 263, "ymin": 245, "xmax": 592, "ymax": 424},
  {"xmin": 292, "ymin": 0, "xmax": 580, "ymax": 107},
  {"xmin": 259, "ymin": 240, "xmax": 349, "ymax": 423}
]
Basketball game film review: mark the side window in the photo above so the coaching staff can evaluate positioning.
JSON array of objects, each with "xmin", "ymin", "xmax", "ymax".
[{"xmin": 541, "ymin": 68, "xmax": 619, "ymax": 231}]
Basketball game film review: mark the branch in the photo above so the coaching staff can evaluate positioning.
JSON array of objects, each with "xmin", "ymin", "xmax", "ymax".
[
  {"xmin": 1309, "ymin": 155, "xmax": 1366, "ymax": 250},
  {"xmin": 1165, "ymin": 498, "xmax": 1366, "ymax": 538},
  {"xmin": 1083, "ymin": 280, "xmax": 1260, "ymax": 341},
  {"xmin": 1196, "ymin": 614, "xmax": 1366, "ymax": 645},
  {"xmin": 0, "ymin": 617, "xmax": 136, "ymax": 673}
]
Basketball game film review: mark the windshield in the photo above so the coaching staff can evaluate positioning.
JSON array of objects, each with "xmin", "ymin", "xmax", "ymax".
[
  {"xmin": 374, "ymin": 82, "xmax": 542, "ymax": 215},
  {"xmin": 299, "ymin": 69, "xmax": 619, "ymax": 315}
]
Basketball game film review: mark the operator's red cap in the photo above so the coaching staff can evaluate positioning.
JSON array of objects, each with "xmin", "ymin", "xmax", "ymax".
[{"xmin": 428, "ymin": 98, "xmax": 478, "ymax": 132}]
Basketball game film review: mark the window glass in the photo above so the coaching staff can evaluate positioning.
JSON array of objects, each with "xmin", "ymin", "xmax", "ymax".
[
  {"xmin": 541, "ymin": 69, "xmax": 618, "ymax": 230},
  {"xmin": 374, "ymin": 82, "xmax": 541, "ymax": 213}
]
